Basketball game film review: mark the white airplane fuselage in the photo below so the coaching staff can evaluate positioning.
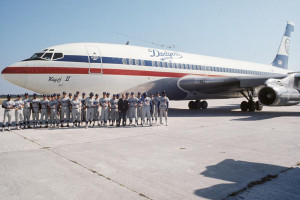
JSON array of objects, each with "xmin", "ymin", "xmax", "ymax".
[{"xmin": 1, "ymin": 43, "xmax": 289, "ymax": 100}]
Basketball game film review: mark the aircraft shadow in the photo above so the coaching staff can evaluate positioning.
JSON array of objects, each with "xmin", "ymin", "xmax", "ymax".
[
  {"xmin": 168, "ymin": 104, "xmax": 300, "ymax": 121},
  {"xmin": 194, "ymin": 159, "xmax": 292, "ymax": 200}
]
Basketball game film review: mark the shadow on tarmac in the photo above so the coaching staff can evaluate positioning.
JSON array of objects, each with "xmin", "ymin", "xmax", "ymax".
[
  {"xmin": 194, "ymin": 159, "xmax": 289, "ymax": 200},
  {"xmin": 169, "ymin": 104, "xmax": 300, "ymax": 121}
]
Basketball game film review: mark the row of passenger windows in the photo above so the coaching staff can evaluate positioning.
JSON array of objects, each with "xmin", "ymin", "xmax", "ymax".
[{"xmin": 121, "ymin": 58, "xmax": 277, "ymax": 75}]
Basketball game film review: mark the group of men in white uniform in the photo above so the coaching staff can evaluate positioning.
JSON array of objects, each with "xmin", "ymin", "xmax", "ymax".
[{"xmin": 1, "ymin": 91, "xmax": 170, "ymax": 131}]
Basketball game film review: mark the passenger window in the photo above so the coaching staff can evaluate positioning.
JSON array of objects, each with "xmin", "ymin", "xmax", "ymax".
[
  {"xmin": 42, "ymin": 53, "xmax": 53, "ymax": 60},
  {"xmin": 53, "ymin": 53, "xmax": 63, "ymax": 60},
  {"xmin": 152, "ymin": 61, "xmax": 156, "ymax": 67}
]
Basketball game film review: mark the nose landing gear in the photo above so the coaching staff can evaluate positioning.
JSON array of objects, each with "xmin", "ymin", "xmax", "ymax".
[
  {"xmin": 188, "ymin": 100, "xmax": 208, "ymax": 110},
  {"xmin": 240, "ymin": 89, "xmax": 263, "ymax": 112}
]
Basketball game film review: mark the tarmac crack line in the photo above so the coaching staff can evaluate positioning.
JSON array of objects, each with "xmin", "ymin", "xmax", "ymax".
[
  {"xmin": 12, "ymin": 131, "xmax": 155, "ymax": 200},
  {"xmin": 223, "ymin": 167, "xmax": 294, "ymax": 199}
]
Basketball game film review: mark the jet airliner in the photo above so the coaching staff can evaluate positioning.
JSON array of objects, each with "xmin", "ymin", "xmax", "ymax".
[{"xmin": 1, "ymin": 21, "xmax": 300, "ymax": 111}]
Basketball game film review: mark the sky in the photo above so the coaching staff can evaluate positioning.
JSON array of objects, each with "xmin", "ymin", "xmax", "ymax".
[{"xmin": 0, "ymin": 0, "xmax": 300, "ymax": 94}]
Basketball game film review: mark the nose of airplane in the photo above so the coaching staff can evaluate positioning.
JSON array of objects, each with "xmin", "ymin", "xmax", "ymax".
[{"xmin": 1, "ymin": 63, "xmax": 29, "ymax": 89}]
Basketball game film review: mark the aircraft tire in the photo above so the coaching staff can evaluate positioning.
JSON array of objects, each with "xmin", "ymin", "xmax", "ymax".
[
  {"xmin": 201, "ymin": 101, "xmax": 208, "ymax": 109},
  {"xmin": 255, "ymin": 101, "xmax": 263, "ymax": 111},
  {"xmin": 195, "ymin": 101, "xmax": 202, "ymax": 109},
  {"xmin": 248, "ymin": 101, "xmax": 256, "ymax": 112},
  {"xmin": 240, "ymin": 101, "xmax": 248, "ymax": 112},
  {"xmin": 188, "ymin": 101, "xmax": 195, "ymax": 109}
]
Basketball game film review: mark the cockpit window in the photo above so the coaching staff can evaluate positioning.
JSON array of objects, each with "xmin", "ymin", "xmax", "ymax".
[
  {"xmin": 31, "ymin": 53, "xmax": 44, "ymax": 59},
  {"xmin": 53, "ymin": 53, "xmax": 63, "ymax": 60},
  {"xmin": 42, "ymin": 53, "xmax": 53, "ymax": 60}
]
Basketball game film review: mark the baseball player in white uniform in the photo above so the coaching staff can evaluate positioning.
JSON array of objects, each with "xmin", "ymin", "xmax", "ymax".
[
  {"xmin": 14, "ymin": 95, "xmax": 24, "ymax": 130},
  {"xmin": 109, "ymin": 94, "xmax": 119, "ymax": 126},
  {"xmin": 2, "ymin": 94, "xmax": 15, "ymax": 132},
  {"xmin": 48, "ymin": 95, "xmax": 60, "ymax": 128},
  {"xmin": 158, "ymin": 91, "xmax": 169, "ymax": 126},
  {"xmin": 140, "ymin": 93, "xmax": 153, "ymax": 126},
  {"xmin": 59, "ymin": 91, "xmax": 70, "ymax": 127},
  {"xmin": 23, "ymin": 93, "xmax": 31, "ymax": 128},
  {"xmin": 39, "ymin": 94, "xmax": 49, "ymax": 128},
  {"xmin": 31, "ymin": 93, "xmax": 40, "ymax": 128},
  {"xmin": 70, "ymin": 94, "xmax": 81, "ymax": 127},
  {"xmin": 153, "ymin": 92, "xmax": 160, "ymax": 123},
  {"xmin": 85, "ymin": 92, "xmax": 95, "ymax": 128},
  {"xmin": 99, "ymin": 92, "xmax": 109, "ymax": 127},
  {"xmin": 128, "ymin": 92, "xmax": 138, "ymax": 126},
  {"xmin": 93, "ymin": 94, "xmax": 100, "ymax": 126}
]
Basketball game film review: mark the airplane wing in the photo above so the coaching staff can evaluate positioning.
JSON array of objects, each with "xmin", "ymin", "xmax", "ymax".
[{"xmin": 177, "ymin": 74, "xmax": 288, "ymax": 94}]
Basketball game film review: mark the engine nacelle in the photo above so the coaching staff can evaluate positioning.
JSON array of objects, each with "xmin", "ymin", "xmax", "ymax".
[{"xmin": 258, "ymin": 85, "xmax": 300, "ymax": 106}]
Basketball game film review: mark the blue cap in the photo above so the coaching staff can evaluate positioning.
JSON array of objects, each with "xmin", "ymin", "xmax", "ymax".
[
  {"xmin": 107, "ymin": 92, "xmax": 110, "ymax": 95},
  {"xmin": 76, "ymin": 91, "xmax": 80, "ymax": 94},
  {"xmin": 103, "ymin": 92, "xmax": 107, "ymax": 94},
  {"xmin": 113, "ymin": 94, "xmax": 116, "ymax": 96},
  {"xmin": 25, "ymin": 93, "xmax": 29, "ymax": 96},
  {"xmin": 126, "ymin": 92, "xmax": 129, "ymax": 95},
  {"xmin": 53, "ymin": 93, "xmax": 57, "ymax": 97},
  {"xmin": 43, "ymin": 94, "xmax": 46, "ymax": 97},
  {"xmin": 63, "ymin": 91, "xmax": 66, "ymax": 94},
  {"xmin": 57, "ymin": 94, "xmax": 60, "ymax": 97},
  {"xmin": 17, "ymin": 94, "xmax": 21, "ymax": 97},
  {"xmin": 33, "ymin": 93, "xmax": 37, "ymax": 96},
  {"xmin": 162, "ymin": 91, "xmax": 166, "ymax": 94},
  {"xmin": 69, "ymin": 93, "xmax": 72, "ymax": 96},
  {"xmin": 7, "ymin": 94, "xmax": 11, "ymax": 98},
  {"xmin": 82, "ymin": 92, "xmax": 86, "ymax": 95},
  {"xmin": 90, "ymin": 92, "xmax": 94, "ymax": 96},
  {"xmin": 116, "ymin": 94, "xmax": 120, "ymax": 97},
  {"xmin": 47, "ymin": 94, "xmax": 50, "ymax": 97},
  {"xmin": 131, "ymin": 92, "xmax": 134, "ymax": 95},
  {"xmin": 138, "ymin": 92, "xmax": 141, "ymax": 95},
  {"xmin": 143, "ymin": 92, "xmax": 148, "ymax": 97},
  {"xmin": 95, "ymin": 93, "xmax": 99, "ymax": 96},
  {"xmin": 74, "ymin": 94, "xmax": 78, "ymax": 97},
  {"xmin": 156, "ymin": 91, "xmax": 159, "ymax": 94}
]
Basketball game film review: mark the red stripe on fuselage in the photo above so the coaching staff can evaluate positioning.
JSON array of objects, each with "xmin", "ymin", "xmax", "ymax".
[{"xmin": 1, "ymin": 67, "xmax": 224, "ymax": 78}]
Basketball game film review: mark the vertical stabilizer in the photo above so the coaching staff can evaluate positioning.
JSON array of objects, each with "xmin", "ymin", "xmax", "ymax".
[{"xmin": 272, "ymin": 21, "xmax": 294, "ymax": 69}]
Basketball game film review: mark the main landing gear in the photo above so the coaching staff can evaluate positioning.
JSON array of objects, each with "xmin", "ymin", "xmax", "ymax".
[
  {"xmin": 240, "ymin": 89, "xmax": 263, "ymax": 112},
  {"xmin": 188, "ymin": 100, "xmax": 208, "ymax": 110}
]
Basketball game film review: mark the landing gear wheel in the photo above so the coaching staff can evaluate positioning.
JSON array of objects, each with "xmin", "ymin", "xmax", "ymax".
[
  {"xmin": 195, "ymin": 101, "xmax": 202, "ymax": 110},
  {"xmin": 201, "ymin": 101, "xmax": 208, "ymax": 109},
  {"xmin": 248, "ymin": 101, "xmax": 256, "ymax": 112},
  {"xmin": 240, "ymin": 101, "xmax": 248, "ymax": 112},
  {"xmin": 188, "ymin": 101, "xmax": 195, "ymax": 109},
  {"xmin": 255, "ymin": 101, "xmax": 263, "ymax": 111}
]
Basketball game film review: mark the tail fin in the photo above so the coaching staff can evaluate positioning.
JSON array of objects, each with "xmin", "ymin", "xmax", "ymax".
[{"xmin": 272, "ymin": 21, "xmax": 294, "ymax": 69}]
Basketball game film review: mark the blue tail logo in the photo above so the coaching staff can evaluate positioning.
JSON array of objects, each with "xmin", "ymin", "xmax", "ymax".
[{"xmin": 272, "ymin": 21, "xmax": 294, "ymax": 69}]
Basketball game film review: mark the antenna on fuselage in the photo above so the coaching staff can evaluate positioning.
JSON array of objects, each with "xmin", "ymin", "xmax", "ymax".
[{"xmin": 111, "ymin": 31, "xmax": 176, "ymax": 49}]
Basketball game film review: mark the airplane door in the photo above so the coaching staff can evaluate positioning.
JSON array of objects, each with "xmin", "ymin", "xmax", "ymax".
[{"xmin": 86, "ymin": 46, "xmax": 102, "ymax": 74}]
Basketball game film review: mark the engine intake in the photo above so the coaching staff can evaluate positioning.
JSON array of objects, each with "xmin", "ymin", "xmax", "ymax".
[{"xmin": 258, "ymin": 85, "xmax": 300, "ymax": 106}]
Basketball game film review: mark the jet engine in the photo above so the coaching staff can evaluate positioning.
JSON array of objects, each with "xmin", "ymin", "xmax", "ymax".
[{"xmin": 258, "ymin": 75, "xmax": 300, "ymax": 106}]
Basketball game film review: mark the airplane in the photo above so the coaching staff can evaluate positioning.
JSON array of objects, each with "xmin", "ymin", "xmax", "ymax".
[{"xmin": 1, "ymin": 21, "xmax": 300, "ymax": 112}]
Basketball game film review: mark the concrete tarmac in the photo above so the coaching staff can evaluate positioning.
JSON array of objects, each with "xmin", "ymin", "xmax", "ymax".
[{"xmin": 0, "ymin": 98, "xmax": 299, "ymax": 200}]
